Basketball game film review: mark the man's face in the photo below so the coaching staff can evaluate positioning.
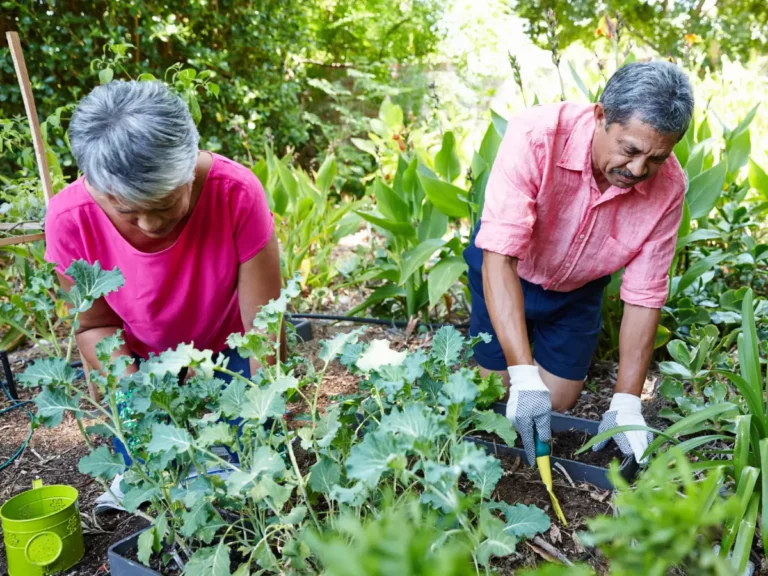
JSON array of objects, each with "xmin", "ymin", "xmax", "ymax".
[{"xmin": 592, "ymin": 104, "xmax": 679, "ymax": 189}]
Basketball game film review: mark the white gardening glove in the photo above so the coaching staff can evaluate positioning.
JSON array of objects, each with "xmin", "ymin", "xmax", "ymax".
[
  {"xmin": 506, "ymin": 365, "xmax": 552, "ymax": 466},
  {"xmin": 593, "ymin": 393, "xmax": 653, "ymax": 464}
]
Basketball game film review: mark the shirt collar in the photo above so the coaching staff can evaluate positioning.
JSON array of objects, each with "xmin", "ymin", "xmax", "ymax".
[{"xmin": 557, "ymin": 111, "xmax": 648, "ymax": 197}]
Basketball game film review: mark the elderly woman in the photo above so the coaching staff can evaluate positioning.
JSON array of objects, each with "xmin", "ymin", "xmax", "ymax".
[{"xmin": 45, "ymin": 80, "xmax": 281, "ymax": 381}]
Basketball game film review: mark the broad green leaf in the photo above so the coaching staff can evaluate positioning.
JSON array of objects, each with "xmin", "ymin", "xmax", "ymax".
[
  {"xmin": 346, "ymin": 430, "xmax": 401, "ymax": 487},
  {"xmin": 731, "ymin": 494, "xmax": 759, "ymax": 575},
  {"xmin": 452, "ymin": 442, "xmax": 502, "ymax": 496},
  {"xmin": 318, "ymin": 330, "xmax": 361, "ymax": 363},
  {"xmin": 65, "ymin": 260, "xmax": 125, "ymax": 312},
  {"xmin": 355, "ymin": 210, "xmax": 415, "ymax": 239},
  {"xmin": 226, "ymin": 446, "xmax": 284, "ymax": 495},
  {"xmin": 666, "ymin": 340, "xmax": 691, "ymax": 366},
  {"xmin": 472, "ymin": 410, "xmax": 518, "ymax": 447},
  {"xmin": 185, "ymin": 541, "xmax": 231, "ymax": 576},
  {"xmin": 491, "ymin": 109, "xmax": 507, "ymax": 136},
  {"xmin": 346, "ymin": 284, "xmax": 406, "ymax": 317},
  {"xmin": 220, "ymin": 380, "xmax": 247, "ymax": 418},
  {"xmin": 145, "ymin": 343, "xmax": 214, "ymax": 379},
  {"xmin": 417, "ymin": 174, "xmax": 470, "ymax": 219},
  {"xmin": 275, "ymin": 161, "xmax": 298, "ymax": 202},
  {"xmin": 431, "ymin": 326, "xmax": 464, "ymax": 367},
  {"xmin": 122, "ymin": 484, "xmax": 161, "ymax": 513},
  {"xmin": 428, "ymin": 256, "xmax": 468, "ymax": 309},
  {"xmin": 315, "ymin": 154, "xmax": 337, "ymax": 194},
  {"xmin": 99, "ymin": 67, "xmax": 113, "ymax": 84},
  {"xmin": 439, "ymin": 370, "xmax": 479, "ymax": 406},
  {"xmin": 685, "ymin": 161, "xmax": 727, "ymax": 219},
  {"xmin": 19, "ymin": 358, "xmax": 77, "ymax": 387},
  {"xmin": 673, "ymin": 252, "xmax": 727, "ymax": 297},
  {"xmin": 568, "ymin": 61, "xmax": 591, "ymax": 99},
  {"xmin": 147, "ymin": 423, "xmax": 194, "ymax": 454},
  {"xmin": 351, "ymin": 138, "xmax": 377, "ymax": 158},
  {"xmin": 654, "ymin": 325, "xmax": 671, "ymax": 349},
  {"xmin": 197, "ymin": 422, "xmax": 233, "ymax": 448},
  {"xmin": 380, "ymin": 405, "xmax": 443, "ymax": 448},
  {"xmin": 726, "ymin": 128, "xmax": 751, "ymax": 177},
  {"xmin": 137, "ymin": 528, "xmax": 154, "ymax": 565},
  {"xmin": 35, "ymin": 387, "xmax": 79, "ymax": 426},
  {"xmin": 732, "ymin": 103, "xmax": 759, "ymax": 137},
  {"xmin": 477, "ymin": 514, "xmax": 517, "ymax": 565},
  {"xmin": 675, "ymin": 228, "xmax": 722, "ymax": 252},
  {"xmin": 240, "ymin": 385, "xmax": 286, "ymax": 424},
  {"xmin": 78, "ymin": 446, "xmax": 126, "ymax": 479},
  {"xmin": 329, "ymin": 482, "xmax": 368, "ymax": 506},
  {"xmin": 314, "ymin": 406, "xmax": 341, "ymax": 449},
  {"xmin": 356, "ymin": 339, "xmax": 407, "ymax": 372},
  {"xmin": 309, "ymin": 457, "xmax": 341, "ymax": 494},
  {"xmin": 748, "ymin": 159, "xmax": 768, "ymax": 199},
  {"xmin": 434, "ymin": 131, "xmax": 461, "ymax": 182},
  {"xmin": 379, "ymin": 98, "xmax": 403, "ymax": 129},
  {"xmin": 697, "ymin": 116, "xmax": 712, "ymax": 141},
  {"xmin": 399, "ymin": 238, "xmax": 445, "ymax": 284},
  {"xmin": 479, "ymin": 121, "xmax": 503, "ymax": 166},
  {"xmin": 374, "ymin": 180, "xmax": 409, "ymax": 223},
  {"xmin": 673, "ymin": 129, "xmax": 691, "ymax": 168},
  {"xmin": 417, "ymin": 201, "xmax": 448, "ymax": 241},
  {"xmin": 494, "ymin": 502, "xmax": 551, "ymax": 538}
]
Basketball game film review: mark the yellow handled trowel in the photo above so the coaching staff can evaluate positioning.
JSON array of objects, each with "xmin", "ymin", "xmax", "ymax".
[{"xmin": 534, "ymin": 429, "xmax": 567, "ymax": 525}]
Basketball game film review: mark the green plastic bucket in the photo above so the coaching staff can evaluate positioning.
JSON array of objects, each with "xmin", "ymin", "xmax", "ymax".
[{"xmin": 0, "ymin": 479, "xmax": 84, "ymax": 575}]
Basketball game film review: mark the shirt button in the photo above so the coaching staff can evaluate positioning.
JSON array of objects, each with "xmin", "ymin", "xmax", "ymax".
[
  {"xmin": 579, "ymin": 234, "xmax": 585, "ymax": 239},
  {"xmin": 565, "ymin": 262, "xmax": 571, "ymax": 268}
]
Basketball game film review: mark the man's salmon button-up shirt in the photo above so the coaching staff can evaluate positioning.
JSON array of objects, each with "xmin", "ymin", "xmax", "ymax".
[{"xmin": 475, "ymin": 102, "xmax": 686, "ymax": 309}]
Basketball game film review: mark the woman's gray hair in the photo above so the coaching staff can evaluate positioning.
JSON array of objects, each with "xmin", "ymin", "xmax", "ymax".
[
  {"xmin": 69, "ymin": 80, "xmax": 199, "ymax": 206},
  {"xmin": 600, "ymin": 61, "xmax": 694, "ymax": 140}
]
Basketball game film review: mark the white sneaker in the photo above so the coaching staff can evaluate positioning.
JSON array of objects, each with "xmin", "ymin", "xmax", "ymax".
[{"xmin": 94, "ymin": 474, "xmax": 126, "ymax": 514}]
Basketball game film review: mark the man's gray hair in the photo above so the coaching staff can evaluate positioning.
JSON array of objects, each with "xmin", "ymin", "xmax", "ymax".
[
  {"xmin": 69, "ymin": 80, "xmax": 199, "ymax": 206},
  {"xmin": 600, "ymin": 61, "xmax": 694, "ymax": 140}
]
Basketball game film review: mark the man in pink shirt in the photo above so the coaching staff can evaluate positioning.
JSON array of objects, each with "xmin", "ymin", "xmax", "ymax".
[{"xmin": 464, "ymin": 61, "xmax": 693, "ymax": 465}]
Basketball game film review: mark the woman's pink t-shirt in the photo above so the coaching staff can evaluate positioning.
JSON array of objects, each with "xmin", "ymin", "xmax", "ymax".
[{"xmin": 44, "ymin": 154, "xmax": 275, "ymax": 358}]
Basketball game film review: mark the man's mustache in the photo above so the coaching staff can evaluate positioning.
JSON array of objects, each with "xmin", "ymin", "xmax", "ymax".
[{"xmin": 611, "ymin": 168, "xmax": 645, "ymax": 181}]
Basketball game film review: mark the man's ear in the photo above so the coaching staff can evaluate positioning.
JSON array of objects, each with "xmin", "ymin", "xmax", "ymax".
[{"xmin": 593, "ymin": 102, "xmax": 606, "ymax": 130}]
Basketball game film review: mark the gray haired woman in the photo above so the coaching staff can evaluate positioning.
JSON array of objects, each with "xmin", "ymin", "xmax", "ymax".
[{"xmin": 45, "ymin": 80, "xmax": 281, "ymax": 382}]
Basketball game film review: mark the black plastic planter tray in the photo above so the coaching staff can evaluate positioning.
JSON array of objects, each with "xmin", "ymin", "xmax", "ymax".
[
  {"xmin": 288, "ymin": 317, "xmax": 313, "ymax": 342},
  {"xmin": 468, "ymin": 402, "xmax": 639, "ymax": 491},
  {"xmin": 109, "ymin": 530, "xmax": 162, "ymax": 576}
]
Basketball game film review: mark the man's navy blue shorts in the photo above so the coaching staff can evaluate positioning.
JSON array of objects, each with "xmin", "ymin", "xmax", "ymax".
[{"xmin": 463, "ymin": 224, "xmax": 610, "ymax": 381}]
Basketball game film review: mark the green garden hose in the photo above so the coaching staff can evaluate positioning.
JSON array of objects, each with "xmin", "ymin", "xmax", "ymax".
[{"xmin": 0, "ymin": 351, "xmax": 34, "ymax": 472}]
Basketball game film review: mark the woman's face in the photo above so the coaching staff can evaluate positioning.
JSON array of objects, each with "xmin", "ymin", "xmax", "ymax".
[{"xmin": 101, "ymin": 182, "xmax": 194, "ymax": 239}]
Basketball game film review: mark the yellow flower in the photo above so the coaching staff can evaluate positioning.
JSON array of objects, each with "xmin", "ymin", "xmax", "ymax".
[{"xmin": 684, "ymin": 33, "xmax": 700, "ymax": 47}]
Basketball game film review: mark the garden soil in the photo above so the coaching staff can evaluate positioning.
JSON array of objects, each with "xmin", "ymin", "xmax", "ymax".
[{"xmin": 0, "ymin": 321, "xmax": 669, "ymax": 574}]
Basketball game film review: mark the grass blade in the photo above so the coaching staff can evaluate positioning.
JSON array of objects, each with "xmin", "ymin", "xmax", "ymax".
[
  {"xmin": 730, "ymin": 493, "xmax": 759, "ymax": 574},
  {"xmin": 720, "ymin": 466, "xmax": 758, "ymax": 557},
  {"xmin": 644, "ymin": 402, "xmax": 737, "ymax": 455},
  {"xmin": 734, "ymin": 415, "xmax": 752, "ymax": 484},
  {"xmin": 674, "ymin": 434, "xmax": 732, "ymax": 456},
  {"xmin": 739, "ymin": 289, "xmax": 763, "ymax": 412},
  {"xmin": 760, "ymin": 439, "xmax": 768, "ymax": 557},
  {"xmin": 717, "ymin": 371, "xmax": 767, "ymax": 436},
  {"xmin": 574, "ymin": 424, "xmax": 667, "ymax": 455}
]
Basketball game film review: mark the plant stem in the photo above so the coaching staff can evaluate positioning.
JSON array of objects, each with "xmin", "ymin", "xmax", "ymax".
[{"xmin": 279, "ymin": 418, "xmax": 321, "ymax": 531}]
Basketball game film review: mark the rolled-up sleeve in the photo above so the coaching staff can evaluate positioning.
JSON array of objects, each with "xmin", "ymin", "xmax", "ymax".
[
  {"xmin": 621, "ymin": 191, "xmax": 685, "ymax": 308},
  {"xmin": 475, "ymin": 125, "xmax": 543, "ymax": 259}
]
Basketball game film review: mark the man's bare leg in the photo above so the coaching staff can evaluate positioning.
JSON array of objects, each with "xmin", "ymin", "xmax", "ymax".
[{"xmin": 479, "ymin": 363, "xmax": 583, "ymax": 412}]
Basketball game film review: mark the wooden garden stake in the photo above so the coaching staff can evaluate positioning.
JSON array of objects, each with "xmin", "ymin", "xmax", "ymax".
[
  {"xmin": 6, "ymin": 31, "xmax": 54, "ymax": 205},
  {"xmin": 4, "ymin": 33, "xmax": 100, "ymax": 401}
]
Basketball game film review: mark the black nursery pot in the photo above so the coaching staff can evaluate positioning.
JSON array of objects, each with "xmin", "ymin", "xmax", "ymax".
[
  {"xmin": 109, "ymin": 530, "xmax": 162, "ymax": 576},
  {"xmin": 288, "ymin": 317, "xmax": 313, "ymax": 342},
  {"xmin": 469, "ymin": 402, "xmax": 640, "ymax": 491}
]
